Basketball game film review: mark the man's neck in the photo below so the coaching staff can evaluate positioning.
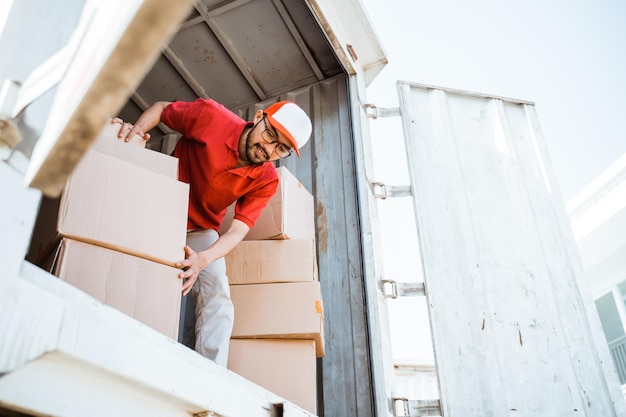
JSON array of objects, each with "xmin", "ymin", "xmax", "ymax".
[{"xmin": 235, "ymin": 127, "xmax": 252, "ymax": 168}]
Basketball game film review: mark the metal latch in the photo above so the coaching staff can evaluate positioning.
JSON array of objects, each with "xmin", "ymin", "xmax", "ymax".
[
  {"xmin": 371, "ymin": 182, "xmax": 412, "ymax": 199},
  {"xmin": 382, "ymin": 280, "xmax": 426, "ymax": 298},
  {"xmin": 393, "ymin": 398, "xmax": 442, "ymax": 417}
]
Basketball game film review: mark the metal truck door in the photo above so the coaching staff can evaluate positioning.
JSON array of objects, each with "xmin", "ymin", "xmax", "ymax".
[{"xmin": 396, "ymin": 81, "xmax": 625, "ymax": 416}]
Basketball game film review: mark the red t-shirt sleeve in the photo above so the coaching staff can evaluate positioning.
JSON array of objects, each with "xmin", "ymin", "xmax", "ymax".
[
  {"xmin": 162, "ymin": 99, "xmax": 224, "ymax": 143},
  {"xmin": 233, "ymin": 174, "xmax": 279, "ymax": 228}
]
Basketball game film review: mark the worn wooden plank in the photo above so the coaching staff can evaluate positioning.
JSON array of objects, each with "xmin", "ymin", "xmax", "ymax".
[{"xmin": 24, "ymin": 0, "xmax": 193, "ymax": 197}]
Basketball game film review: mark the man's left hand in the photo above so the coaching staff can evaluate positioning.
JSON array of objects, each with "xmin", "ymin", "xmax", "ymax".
[{"xmin": 176, "ymin": 245, "xmax": 208, "ymax": 296}]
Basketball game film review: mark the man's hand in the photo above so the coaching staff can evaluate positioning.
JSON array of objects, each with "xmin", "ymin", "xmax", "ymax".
[
  {"xmin": 176, "ymin": 245, "xmax": 209, "ymax": 296},
  {"xmin": 175, "ymin": 220, "xmax": 250, "ymax": 297},
  {"xmin": 110, "ymin": 102, "xmax": 170, "ymax": 143},
  {"xmin": 111, "ymin": 118, "xmax": 151, "ymax": 142}
]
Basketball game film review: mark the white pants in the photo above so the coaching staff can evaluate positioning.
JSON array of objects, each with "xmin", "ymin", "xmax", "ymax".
[{"xmin": 186, "ymin": 229, "xmax": 234, "ymax": 367}]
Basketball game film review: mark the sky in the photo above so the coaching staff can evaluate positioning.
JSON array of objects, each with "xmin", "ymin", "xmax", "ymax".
[{"xmin": 358, "ymin": 0, "xmax": 626, "ymax": 364}]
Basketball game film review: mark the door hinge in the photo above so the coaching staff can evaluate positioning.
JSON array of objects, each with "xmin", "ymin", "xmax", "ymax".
[
  {"xmin": 364, "ymin": 103, "xmax": 400, "ymax": 119},
  {"xmin": 393, "ymin": 398, "xmax": 442, "ymax": 417},
  {"xmin": 382, "ymin": 280, "xmax": 426, "ymax": 298},
  {"xmin": 371, "ymin": 182, "xmax": 412, "ymax": 199}
]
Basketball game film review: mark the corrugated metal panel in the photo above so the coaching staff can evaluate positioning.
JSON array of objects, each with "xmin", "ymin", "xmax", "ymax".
[
  {"xmin": 118, "ymin": 0, "xmax": 342, "ymax": 122},
  {"xmin": 304, "ymin": 76, "xmax": 375, "ymax": 417},
  {"xmin": 397, "ymin": 82, "xmax": 626, "ymax": 416}
]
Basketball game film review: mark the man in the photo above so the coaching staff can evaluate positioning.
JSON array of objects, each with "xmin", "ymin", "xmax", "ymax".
[{"xmin": 113, "ymin": 98, "xmax": 312, "ymax": 366}]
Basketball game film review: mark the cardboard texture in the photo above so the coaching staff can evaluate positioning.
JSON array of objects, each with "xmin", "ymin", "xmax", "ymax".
[
  {"xmin": 29, "ymin": 149, "xmax": 189, "ymax": 267},
  {"xmin": 225, "ymin": 239, "xmax": 317, "ymax": 285},
  {"xmin": 221, "ymin": 166, "xmax": 315, "ymax": 240},
  {"xmin": 60, "ymin": 149, "xmax": 188, "ymax": 266},
  {"xmin": 54, "ymin": 239, "xmax": 182, "ymax": 340},
  {"xmin": 91, "ymin": 122, "xmax": 179, "ymax": 179},
  {"xmin": 230, "ymin": 281, "xmax": 325, "ymax": 357},
  {"xmin": 228, "ymin": 339, "xmax": 317, "ymax": 414}
]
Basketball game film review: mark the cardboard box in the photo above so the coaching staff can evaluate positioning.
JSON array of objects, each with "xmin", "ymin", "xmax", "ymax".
[
  {"xmin": 225, "ymin": 239, "xmax": 317, "ymax": 284},
  {"xmin": 91, "ymin": 121, "xmax": 179, "ymax": 179},
  {"xmin": 230, "ymin": 281, "xmax": 324, "ymax": 357},
  {"xmin": 221, "ymin": 166, "xmax": 315, "ymax": 240},
  {"xmin": 228, "ymin": 339, "xmax": 317, "ymax": 414},
  {"xmin": 53, "ymin": 239, "xmax": 182, "ymax": 340},
  {"xmin": 28, "ymin": 149, "xmax": 189, "ymax": 267}
]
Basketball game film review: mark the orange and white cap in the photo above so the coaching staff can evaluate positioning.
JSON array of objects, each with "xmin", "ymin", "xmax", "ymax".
[{"xmin": 264, "ymin": 101, "xmax": 312, "ymax": 157}]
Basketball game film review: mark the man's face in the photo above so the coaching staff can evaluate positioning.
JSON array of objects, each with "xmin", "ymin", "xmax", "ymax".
[{"xmin": 245, "ymin": 115, "xmax": 293, "ymax": 164}]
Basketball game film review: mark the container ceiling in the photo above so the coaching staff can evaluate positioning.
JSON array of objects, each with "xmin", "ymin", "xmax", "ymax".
[{"xmin": 122, "ymin": 0, "xmax": 343, "ymax": 119}]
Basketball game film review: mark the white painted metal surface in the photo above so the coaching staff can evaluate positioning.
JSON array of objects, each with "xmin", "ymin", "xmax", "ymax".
[
  {"xmin": 349, "ymin": 77, "xmax": 396, "ymax": 417},
  {"xmin": 397, "ymin": 81, "xmax": 626, "ymax": 416},
  {"xmin": 308, "ymin": 0, "xmax": 387, "ymax": 86}
]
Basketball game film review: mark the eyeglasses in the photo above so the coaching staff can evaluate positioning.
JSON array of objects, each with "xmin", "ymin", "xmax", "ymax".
[{"xmin": 261, "ymin": 115, "xmax": 293, "ymax": 158}]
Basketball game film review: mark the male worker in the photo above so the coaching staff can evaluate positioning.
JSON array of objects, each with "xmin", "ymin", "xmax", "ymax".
[{"xmin": 113, "ymin": 98, "xmax": 312, "ymax": 366}]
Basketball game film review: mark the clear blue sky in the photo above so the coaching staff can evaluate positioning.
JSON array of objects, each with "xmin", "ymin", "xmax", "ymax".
[{"xmin": 361, "ymin": 0, "xmax": 626, "ymax": 202}]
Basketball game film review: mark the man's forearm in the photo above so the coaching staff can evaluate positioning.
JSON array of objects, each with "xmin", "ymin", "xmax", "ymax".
[
  {"xmin": 200, "ymin": 219, "xmax": 250, "ymax": 266},
  {"xmin": 133, "ymin": 101, "xmax": 171, "ymax": 136}
]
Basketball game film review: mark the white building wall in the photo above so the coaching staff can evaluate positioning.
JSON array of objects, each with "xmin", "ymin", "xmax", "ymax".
[{"xmin": 567, "ymin": 153, "xmax": 626, "ymax": 389}]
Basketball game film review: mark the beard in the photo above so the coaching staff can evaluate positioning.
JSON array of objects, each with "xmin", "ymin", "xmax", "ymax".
[{"xmin": 245, "ymin": 142, "xmax": 270, "ymax": 165}]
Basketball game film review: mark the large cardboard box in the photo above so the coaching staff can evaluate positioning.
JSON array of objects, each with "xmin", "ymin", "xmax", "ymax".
[
  {"xmin": 221, "ymin": 166, "xmax": 315, "ymax": 240},
  {"xmin": 30, "ymin": 149, "xmax": 189, "ymax": 267},
  {"xmin": 91, "ymin": 121, "xmax": 179, "ymax": 179},
  {"xmin": 230, "ymin": 281, "xmax": 324, "ymax": 357},
  {"xmin": 53, "ymin": 239, "xmax": 182, "ymax": 339},
  {"xmin": 228, "ymin": 339, "xmax": 317, "ymax": 414},
  {"xmin": 225, "ymin": 239, "xmax": 317, "ymax": 285}
]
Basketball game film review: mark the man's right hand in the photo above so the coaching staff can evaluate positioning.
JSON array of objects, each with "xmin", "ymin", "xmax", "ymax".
[{"xmin": 111, "ymin": 118, "xmax": 151, "ymax": 142}]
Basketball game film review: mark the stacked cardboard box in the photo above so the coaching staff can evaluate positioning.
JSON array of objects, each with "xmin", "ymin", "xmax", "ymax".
[
  {"xmin": 27, "ymin": 123, "xmax": 189, "ymax": 340},
  {"xmin": 225, "ymin": 167, "xmax": 322, "ymax": 414}
]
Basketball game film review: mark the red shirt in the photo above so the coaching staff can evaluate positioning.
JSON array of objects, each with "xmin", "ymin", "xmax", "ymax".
[{"xmin": 162, "ymin": 99, "xmax": 278, "ymax": 232}]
